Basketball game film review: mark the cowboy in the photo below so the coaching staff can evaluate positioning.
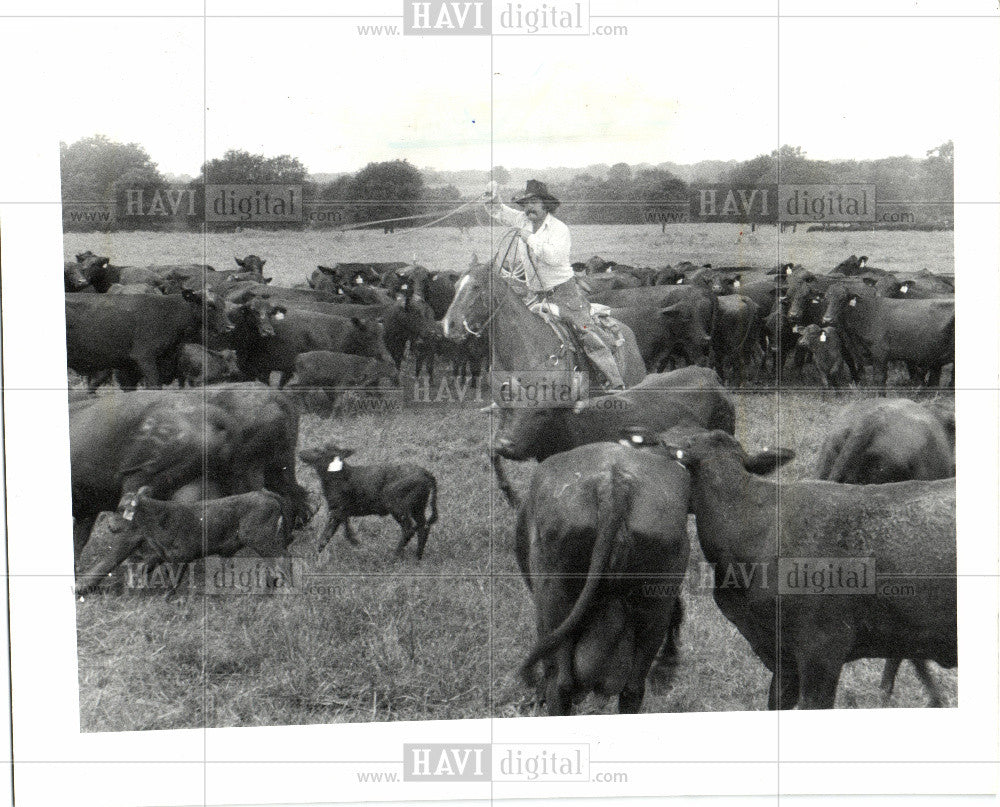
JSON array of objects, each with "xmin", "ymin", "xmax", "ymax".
[{"xmin": 481, "ymin": 179, "xmax": 625, "ymax": 390}]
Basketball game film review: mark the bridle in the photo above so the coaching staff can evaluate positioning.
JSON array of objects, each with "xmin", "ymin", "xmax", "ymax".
[{"xmin": 461, "ymin": 228, "xmax": 543, "ymax": 336}]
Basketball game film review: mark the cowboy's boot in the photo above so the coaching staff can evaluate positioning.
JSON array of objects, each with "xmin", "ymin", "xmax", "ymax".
[{"xmin": 579, "ymin": 331, "xmax": 626, "ymax": 390}]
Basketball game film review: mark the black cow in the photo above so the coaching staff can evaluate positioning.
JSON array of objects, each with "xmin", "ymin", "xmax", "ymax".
[
  {"xmin": 234, "ymin": 254, "xmax": 267, "ymax": 277},
  {"xmin": 177, "ymin": 344, "xmax": 241, "ymax": 387},
  {"xmin": 822, "ymin": 283, "xmax": 955, "ymax": 389},
  {"xmin": 75, "ymin": 489, "xmax": 291, "ymax": 595},
  {"xmin": 493, "ymin": 366, "xmax": 734, "ymax": 465},
  {"xmin": 712, "ymin": 295, "xmax": 761, "ymax": 386},
  {"xmin": 65, "ymin": 289, "xmax": 231, "ymax": 389},
  {"xmin": 64, "ymin": 261, "xmax": 93, "ymax": 292},
  {"xmin": 69, "ymin": 384, "xmax": 311, "ymax": 561},
  {"xmin": 298, "ymin": 442, "xmax": 438, "ymax": 559},
  {"xmin": 793, "ymin": 324, "xmax": 852, "ymax": 390},
  {"xmin": 229, "ymin": 307, "xmax": 393, "ymax": 387},
  {"xmin": 383, "ymin": 288, "xmax": 437, "ymax": 378},
  {"xmin": 815, "ymin": 397, "xmax": 956, "ymax": 706},
  {"xmin": 382, "ymin": 265, "xmax": 456, "ymax": 320},
  {"xmin": 873, "ymin": 275, "xmax": 954, "ymax": 300},
  {"xmin": 226, "ymin": 282, "xmax": 341, "ymax": 306},
  {"xmin": 515, "ymin": 442, "xmax": 690, "ymax": 715},
  {"xmin": 642, "ymin": 428, "xmax": 956, "ymax": 710},
  {"xmin": 287, "ymin": 350, "xmax": 398, "ymax": 414},
  {"xmin": 815, "ymin": 397, "xmax": 955, "ymax": 484},
  {"xmin": 69, "ymin": 393, "xmax": 237, "ymax": 560},
  {"xmin": 652, "ymin": 265, "xmax": 688, "ymax": 286},
  {"xmin": 831, "ymin": 254, "xmax": 891, "ymax": 276}
]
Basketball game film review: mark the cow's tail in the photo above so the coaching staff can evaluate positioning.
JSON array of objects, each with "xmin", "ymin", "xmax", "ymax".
[
  {"xmin": 491, "ymin": 453, "xmax": 522, "ymax": 509},
  {"xmin": 518, "ymin": 465, "xmax": 633, "ymax": 686},
  {"xmin": 426, "ymin": 474, "xmax": 439, "ymax": 526},
  {"xmin": 825, "ymin": 416, "xmax": 881, "ymax": 482}
]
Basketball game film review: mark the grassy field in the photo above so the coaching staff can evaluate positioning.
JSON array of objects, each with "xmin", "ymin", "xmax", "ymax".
[
  {"xmin": 75, "ymin": 390, "xmax": 957, "ymax": 731},
  {"xmin": 68, "ymin": 226, "xmax": 956, "ymax": 731},
  {"xmin": 63, "ymin": 221, "xmax": 953, "ymax": 283}
]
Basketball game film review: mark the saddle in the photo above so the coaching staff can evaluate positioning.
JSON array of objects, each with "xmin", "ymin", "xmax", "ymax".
[{"xmin": 528, "ymin": 299, "xmax": 627, "ymax": 381}]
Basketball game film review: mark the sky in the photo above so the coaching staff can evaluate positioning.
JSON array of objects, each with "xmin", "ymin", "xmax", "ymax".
[{"xmin": 2, "ymin": 14, "xmax": 980, "ymax": 178}]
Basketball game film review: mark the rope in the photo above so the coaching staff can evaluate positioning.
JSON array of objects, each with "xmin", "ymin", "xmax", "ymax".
[{"xmin": 334, "ymin": 198, "xmax": 480, "ymax": 233}]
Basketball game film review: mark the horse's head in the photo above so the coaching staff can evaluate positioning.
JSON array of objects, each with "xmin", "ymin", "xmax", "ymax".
[{"xmin": 442, "ymin": 253, "xmax": 492, "ymax": 341}]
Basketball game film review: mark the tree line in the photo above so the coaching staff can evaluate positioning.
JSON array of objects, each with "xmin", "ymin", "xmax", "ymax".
[{"xmin": 61, "ymin": 134, "xmax": 953, "ymax": 231}]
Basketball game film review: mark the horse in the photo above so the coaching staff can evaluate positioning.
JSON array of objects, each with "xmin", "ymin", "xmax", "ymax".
[
  {"xmin": 441, "ymin": 229, "xmax": 647, "ymax": 504},
  {"xmin": 441, "ymin": 230, "xmax": 645, "ymax": 384}
]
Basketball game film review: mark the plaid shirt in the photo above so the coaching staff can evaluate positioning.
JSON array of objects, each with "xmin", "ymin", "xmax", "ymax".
[{"xmin": 485, "ymin": 202, "xmax": 575, "ymax": 292}]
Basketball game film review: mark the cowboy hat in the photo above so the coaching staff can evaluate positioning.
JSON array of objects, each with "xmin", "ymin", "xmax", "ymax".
[{"xmin": 513, "ymin": 179, "xmax": 560, "ymax": 208}]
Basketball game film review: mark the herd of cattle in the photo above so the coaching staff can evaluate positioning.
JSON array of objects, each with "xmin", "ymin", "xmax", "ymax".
[
  {"xmin": 64, "ymin": 247, "xmax": 956, "ymax": 714},
  {"xmin": 64, "ymin": 249, "xmax": 954, "ymax": 395}
]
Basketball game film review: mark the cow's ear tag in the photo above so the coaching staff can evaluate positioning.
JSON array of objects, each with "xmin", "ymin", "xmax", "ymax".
[
  {"xmin": 122, "ymin": 494, "xmax": 138, "ymax": 521},
  {"xmin": 786, "ymin": 266, "xmax": 792, "ymax": 275},
  {"xmin": 733, "ymin": 279, "xmax": 741, "ymax": 288},
  {"xmin": 355, "ymin": 276, "xmax": 364, "ymax": 285},
  {"xmin": 675, "ymin": 449, "xmax": 684, "ymax": 460},
  {"xmin": 848, "ymin": 297, "xmax": 857, "ymax": 307},
  {"xmin": 819, "ymin": 332, "xmax": 827, "ymax": 342},
  {"xmin": 630, "ymin": 434, "xmax": 644, "ymax": 444},
  {"xmin": 327, "ymin": 457, "xmax": 343, "ymax": 472},
  {"xmin": 676, "ymin": 277, "xmax": 684, "ymax": 284},
  {"xmin": 401, "ymin": 284, "xmax": 408, "ymax": 291},
  {"xmin": 337, "ymin": 288, "xmax": 344, "ymax": 295},
  {"xmin": 273, "ymin": 311, "xmax": 285, "ymax": 321},
  {"xmin": 899, "ymin": 284, "xmax": 908, "ymax": 294}
]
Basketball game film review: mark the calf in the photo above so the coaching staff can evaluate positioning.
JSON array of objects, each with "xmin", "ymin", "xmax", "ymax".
[
  {"xmin": 75, "ymin": 488, "xmax": 290, "ymax": 595},
  {"xmin": 177, "ymin": 344, "xmax": 241, "ymax": 387},
  {"xmin": 641, "ymin": 428, "xmax": 956, "ymax": 709},
  {"xmin": 298, "ymin": 443, "xmax": 438, "ymax": 559},
  {"xmin": 515, "ymin": 443, "xmax": 690, "ymax": 715},
  {"xmin": 794, "ymin": 324, "xmax": 852, "ymax": 390},
  {"xmin": 287, "ymin": 350, "xmax": 398, "ymax": 414}
]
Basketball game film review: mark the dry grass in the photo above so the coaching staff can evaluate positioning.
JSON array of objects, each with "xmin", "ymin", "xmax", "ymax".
[{"xmin": 75, "ymin": 390, "xmax": 957, "ymax": 731}]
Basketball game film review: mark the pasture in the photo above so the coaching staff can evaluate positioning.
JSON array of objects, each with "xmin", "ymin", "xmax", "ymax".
[
  {"xmin": 63, "ymin": 221, "xmax": 953, "ymax": 286},
  {"xmin": 67, "ymin": 226, "xmax": 956, "ymax": 731}
]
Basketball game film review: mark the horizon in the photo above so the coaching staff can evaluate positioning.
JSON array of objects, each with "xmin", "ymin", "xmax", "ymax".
[{"xmin": 138, "ymin": 149, "xmax": 945, "ymax": 184}]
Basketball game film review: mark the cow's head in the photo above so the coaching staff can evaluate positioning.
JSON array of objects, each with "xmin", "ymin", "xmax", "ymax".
[
  {"xmin": 642, "ymin": 428, "xmax": 795, "ymax": 478},
  {"xmin": 299, "ymin": 443, "xmax": 355, "ymax": 475},
  {"xmin": 235, "ymin": 254, "xmax": 266, "ymax": 275},
  {"xmin": 182, "ymin": 288, "xmax": 233, "ymax": 333},
  {"xmin": 310, "ymin": 265, "xmax": 343, "ymax": 292},
  {"xmin": 660, "ymin": 299, "xmax": 713, "ymax": 364},
  {"xmin": 786, "ymin": 281, "xmax": 820, "ymax": 324},
  {"xmin": 63, "ymin": 261, "xmax": 91, "ymax": 291},
  {"xmin": 821, "ymin": 283, "xmax": 862, "ymax": 325},
  {"xmin": 342, "ymin": 317, "xmax": 394, "ymax": 365},
  {"xmin": 234, "ymin": 294, "xmax": 286, "ymax": 336},
  {"xmin": 76, "ymin": 251, "xmax": 110, "ymax": 269},
  {"xmin": 712, "ymin": 274, "xmax": 740, "ymax": 295},
  {"xmin": 215, "ymin": 348, "xmax": 242, "ymax": 379},
  {"xmin": 492, "ymin": 407, "xmax": 570, "ymax": 462}
]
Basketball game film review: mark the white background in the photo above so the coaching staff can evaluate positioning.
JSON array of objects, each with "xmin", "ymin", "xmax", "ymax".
[{"xmin": 1, "ymin": 0, "xmax": 999, "ymax": 805}]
